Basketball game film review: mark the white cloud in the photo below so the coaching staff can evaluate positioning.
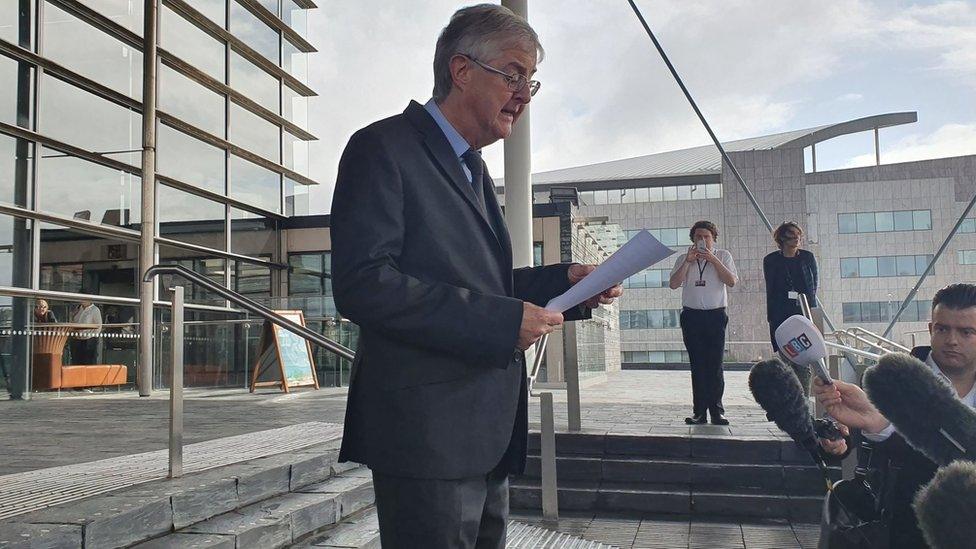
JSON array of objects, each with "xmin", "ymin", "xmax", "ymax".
[
  {"xmin": 843, "ymin": 123, "xmax": 976, "ymax": 167},
  {"xmin": 835, "ymin": 93, "xmax": 864, "ymax": 102}
]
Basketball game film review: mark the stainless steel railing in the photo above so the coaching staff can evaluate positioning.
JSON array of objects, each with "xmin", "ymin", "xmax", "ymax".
[{"xmin": 144, "ymin": 264, "xmax": 355, "ymax": 477}]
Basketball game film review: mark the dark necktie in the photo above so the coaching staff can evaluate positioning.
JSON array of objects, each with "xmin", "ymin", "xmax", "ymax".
[{"xmin": 461, "ymin": 148, "xmax": 485, "ymax": 209}]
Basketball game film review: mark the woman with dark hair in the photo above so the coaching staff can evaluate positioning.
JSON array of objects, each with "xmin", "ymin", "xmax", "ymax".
[{"xmin": 763, "ymin": 221, "xmax": 818, "ymax": 392}]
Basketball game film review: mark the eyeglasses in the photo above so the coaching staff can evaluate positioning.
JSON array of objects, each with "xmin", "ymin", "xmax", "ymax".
[{"xmin": 459, "ymin": 54, "xmax": 541, "ymax": 97}]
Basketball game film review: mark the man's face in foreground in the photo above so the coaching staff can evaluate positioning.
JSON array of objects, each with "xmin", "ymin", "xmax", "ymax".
[{"xmin": 930, "ymin": 304, "xmax": 976, "ymax": 376}]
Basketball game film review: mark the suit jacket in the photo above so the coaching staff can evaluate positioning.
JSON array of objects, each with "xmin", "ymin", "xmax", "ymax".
[{"xmin": 331, "ymin": 101, "xmax": 589, "ymax": 480}]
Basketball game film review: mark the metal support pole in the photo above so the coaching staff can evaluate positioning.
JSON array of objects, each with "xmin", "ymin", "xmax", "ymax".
[
  {"xmin": 882, "ymin": 187, "xmax": 976, "ymax": 338},
  {"xmin": 501, "ymin": 0, "xmax": 534, "ymax": 268},
  {"xmin": 138, "ymin": 0, "xmax": 159, "ymax": 396},
  {"xmin": 169, "ymin": 286, "xmax": 184, "ymax": 478},
  {"xmin": 563, "ymin": 322, "xmax": 581, "ymax": 432},
  {"xmin": 811, "ymin": 143, "xmax": 817, "ymax": 173},
  {"xmin": 874, "ymin": 128, "xmax": 881, "ymax": 166},
  {"xmin": 539, "ymin": 391, "xmax": 558, "ymax": 519}
]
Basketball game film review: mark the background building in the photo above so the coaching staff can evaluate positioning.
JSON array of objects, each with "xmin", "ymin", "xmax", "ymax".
[{"xmin": 499, "ymin": 112, "xmax": 976, "ymax": 368}]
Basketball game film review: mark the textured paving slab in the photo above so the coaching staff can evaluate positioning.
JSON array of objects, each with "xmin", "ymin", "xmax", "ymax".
[{"xmin": 0, "ymin": 422, "xmax": 343, "ymax": 520}]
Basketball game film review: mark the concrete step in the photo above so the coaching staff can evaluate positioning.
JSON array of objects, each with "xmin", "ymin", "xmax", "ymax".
[
  {"xmin": 528, "ymin": 431, "xmax": 812, "ymax": 464},
  {"xmin": 509, "ymin": 477, "xmax": 824, "ymax": 523},
  {"xmin": 293, "ymin": 507, "xmax": 380, "ymax": 548},
  {"xmin": 521, "ymin": 454, "xmax": 834, "ymax": 496},
  {"xmin": 0, "ymin": 441, "xmax": 358, "ymax": 548},
  {"xmin": 136, "ymin": 468, "xmax": 374, "ymax": 549}
]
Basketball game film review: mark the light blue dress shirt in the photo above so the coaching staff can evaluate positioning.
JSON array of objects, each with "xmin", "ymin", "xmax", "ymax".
[{"xmin": 424, "ymin": 98, "xmax": 476, "ymax": 183}]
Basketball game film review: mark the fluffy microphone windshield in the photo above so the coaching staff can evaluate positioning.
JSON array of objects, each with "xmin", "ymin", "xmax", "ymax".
[
  {"xmin": 749, "ymin": 358, "xmax": 818, "ymax": 453},
  {"xmin": 914, "ymin": 460, "xmax": 976, "ymax": 549},
  {"xmin": 864, "ymin": 352, "xmax": 976, "ymax": 465}
]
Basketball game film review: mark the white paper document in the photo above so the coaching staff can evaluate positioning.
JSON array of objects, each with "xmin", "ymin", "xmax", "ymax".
[{"xmin": 545, "ymin": 230, "xmax": 676, "ymax": 313}]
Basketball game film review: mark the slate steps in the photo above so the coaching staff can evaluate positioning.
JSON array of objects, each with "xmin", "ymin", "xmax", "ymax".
[
  {"xmin": 291, "ymin": 507, "xmax": 380, "ymax": 548},
  {"xmin": 515, "ymin": 431, "xmax": 837, "ymax": 523}
]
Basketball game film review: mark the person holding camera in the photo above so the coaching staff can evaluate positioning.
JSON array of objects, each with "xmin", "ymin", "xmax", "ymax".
[
  {"xmin": 763, "ymin": 221, "xmax": 819, "ymax": 394},
  {"xmin": 669, "ymin": 220, "xmax": 738, "ymax": 425}
]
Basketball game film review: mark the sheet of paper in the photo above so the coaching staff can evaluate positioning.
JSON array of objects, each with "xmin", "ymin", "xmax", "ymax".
[{"xmin": 545, "ymin": 230, "xmax": 676, "ymax": 312}]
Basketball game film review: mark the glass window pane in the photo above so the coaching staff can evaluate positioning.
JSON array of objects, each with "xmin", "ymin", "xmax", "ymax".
[
  {"xmin": 232, "ymin": 51, "xmax": 279, "ymax": 113},
  {"xmin": 842, "ymin": 302, "xmax": 860, "ymax": 322},
  {"xmin": 158, "ymin": 185, "xmax": 226, "ymax": 249},
  {"xmin": 838, "ymin": 213, "xmax": 856, "ymax": 234},
  {"xmin": 893, "ymin": 210, "xmax": 914, "ymax": 231},
  {"xmin": 689, "ymin": 185, "xmax": 703, "ymax": 200},
  {"xmin": 0, "ymin": 134, "xmax": 32, "ymax": 206},
  {"xmin": 159, "ymin": 65, "xmax": 225, "ymax": 136},
  {"xmin": 961, "ymin": 219, "xmax": 976, "ymax": 233},
  {"xmin": 662, "ymin": 186, "xmax": 677, "ymax": 201},
  {"xmin": 230, "ymin": 207, "xmax": 276, "ymax": 257},
  {"xmin": 44, "ymin": 3, "xmax": 143, "ymax": 100},
  {"xmin": 0, "ymin": 213, "xmax": 32, "ymax": 288},
  {"xmin": 230, "ymin": 1, "xmax": 279, "ymax": 64},
  {"xmin": 282, "ymin": 84, "xmax": 306, "ymax": 129},
  {"xmin": 282, "ymin": 39, "xmax": 307, "ymax": 82},
  {"xmin": 858, "ymin": 257, "xmax": 878, "ymax": 277},
  {"xmin": 231, "ymin": 155, "xmax": 280, "ymax": 213},
  {"xmin": 284, "ymin": 177, "xmax": 308, "ymax": 216},
  {"xmin": 856, "ymin": 212, "xmax": 875, "ymax": 233},
  {"xmin": 282, "ymin": 0, "xmax": 306, "ymax": 35},
  {"xmin": 39, "ymin": 154, "xmax": 140, "ymax": 227},
  {"xmin": 39, "ymin": 222, "xmax": 137, "ymax": 298},
  {"xmin": 193, "ymin": 0, "xmax": 226, "ymax": 27},
  {"xmin": 707, "ymin": 183, "xmax": 721, "ymax": 198},
  {"xmin": 914, "ymin": 210, "xmax": 932, "ymax": 230},
  {"xmin": 633, "ymin": 187, "xmax": 647, "ymax": 202},
  {"xmin": 649, "ymin": 186, "xmax": 663, "ymax": 202},
  {"xmin": 231, "ymin": 103, "xmax": 279, "ymax": 162},
  {"xmin": 840, "ymin": 258, "xmax": 859, "ymax": 278},
  {"xmin": 289, "ymin": 253, "xmax": 324, "ymax": 295},
  {"xmin": 578, "ymin": 191, "xmax": 592, "ymax": 205},
  {"xmin": 875, "ymin": 211, "xmax": 894, "ymax": 232},
  {"xmin": 85, "ymin": 0, "xmax": 142, "ymax": 35},
  {"xmin": 896, "ymin": 255, "xmax": 916, "ymax": 276},
  {"xmin": 621, "ymin": 188, "xmax": 635, "ymax": 204},
  {"xmin": 877, "ymin": 256, "xmax": 896, "ymax": 277},
  {"xmin": 677, "ymin": 185, "xmax": 691, "ymax": 200},
  {"xmin": 917, "ymin": 255, "xmax": 931, "ymax": 273},
  {"xmin": 158, "ymin": 244, "xmax": 226, "ymax": 305},
  {"xmin": 161, "ymin": 6, "xmax": 225, "ymax": 81},
  {"xmin": 863, "ymin": 302, "xmax": 882, "ymax": 322},
  {"xmin": 593, "ymin": 190, "xmax": 607, "ymax": 205},
  {"xmin": 0, "ymin": 55, "xmax": 31, "ymax": 127},
  {"xmin": 157, "ymin": 124, "xmax": 225, "ymax": 194},
  {"xmin": 38, "ymin": 75, "xmax": 141, "ymax": 165},
  {"xmin": 232, "ymin": 259, "xmax": 271, "ymax": 298},
  {"xmin": 607, "ymin": 189, "xmax": 620, "ymax": 204}
]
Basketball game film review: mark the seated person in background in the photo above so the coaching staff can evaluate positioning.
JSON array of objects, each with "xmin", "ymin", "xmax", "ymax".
[
  {"xmin": 69, "ymin": 299, "xmax": 102, "ymax": 365},
  {"xmin": 813, "ymin": 283, "xmax": 976, "ymax": 549},
  {"xmin": 33, "ymin": 299, "xmax": 57, "ymax": 323},
  {"xmin": 763, "ymin": 221, "xmax": 818, "ymax": 394}
]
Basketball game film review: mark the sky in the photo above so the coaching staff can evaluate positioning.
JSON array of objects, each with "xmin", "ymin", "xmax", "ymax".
[{"xmin": 303, "ymin": 0, "xmax": 976, "ymax": 214}]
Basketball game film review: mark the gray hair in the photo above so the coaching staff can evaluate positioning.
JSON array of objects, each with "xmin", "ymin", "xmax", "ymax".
[{"xmin": 432, "ymin": 4, "xmax": 544, "ymax": 102}]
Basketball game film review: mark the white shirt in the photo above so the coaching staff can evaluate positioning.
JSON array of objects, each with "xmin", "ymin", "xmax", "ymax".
[
  {"xmin": 669, "ymin": 248, "xmax": 738, "ymax": 310},
  {"xmin": 863, "ymin": 352, "xmax": 976, "ymax": 441},
  {"xmin": 70, "ymin": 304, "xmax": 103, "ymax": 339}
]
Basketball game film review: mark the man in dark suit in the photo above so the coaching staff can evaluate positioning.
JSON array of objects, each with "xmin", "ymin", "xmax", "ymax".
[
  {"xmin": 330, "ymin": 5, "xmax": 622, "ymax": 548},
  {"xmin": 813, "ymin": 284, "xmax": 976, "ymax": 548}
]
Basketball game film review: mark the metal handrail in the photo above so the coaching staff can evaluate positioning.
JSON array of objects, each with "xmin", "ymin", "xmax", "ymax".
[
  {"xmin": 144, "ymin": 264, "xmax": 355, "ymax": 361},
  {"xmin": 846, "ymin": 327, "xmax": 911, "ymax": 353}
]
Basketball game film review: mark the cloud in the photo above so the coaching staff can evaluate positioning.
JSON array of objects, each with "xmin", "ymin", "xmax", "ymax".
[
  {"xmin": 842, "ymin": 123, "xmax": 976, "ymax": 167},
  {"xmin": 835, "ymin": 93, "xmax": 864, "ymax": 102}
]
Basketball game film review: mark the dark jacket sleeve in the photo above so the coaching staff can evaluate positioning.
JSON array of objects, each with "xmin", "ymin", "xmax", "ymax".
[
  {"xmin": 805, "ymin": 250, "xmax": 819, "ymax": 305},
  {"xmin": 330, "ymin": 129, "xmax": 524, "ymax": 367},
  {"xmin": 763, "ymin": 253, "xmax": 776, "ymax": 321},
  {"xmin": 513, "ymin": 264, "xmax": 592, "ymax": 322}
]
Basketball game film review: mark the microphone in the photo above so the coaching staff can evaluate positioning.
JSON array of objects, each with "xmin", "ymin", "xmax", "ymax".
[
  {"xmin": 913, "ymin": 460, "xmax": 976, "ymax": 549},
  {"xmin": 774, "ymin": 314, "xmax": 833, "ymax": 384},
  {"xmin": 863, "ymin": 352, "xmax": 976, "ymax": 465},
  {"xmin": 749, "ymin": 358, "xmax": 826, "ymax": 473}
]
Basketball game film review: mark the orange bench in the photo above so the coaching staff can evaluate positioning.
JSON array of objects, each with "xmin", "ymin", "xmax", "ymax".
[{"xmin": 30, "ymin": 325, "xmax": 128, "ymax": 390}]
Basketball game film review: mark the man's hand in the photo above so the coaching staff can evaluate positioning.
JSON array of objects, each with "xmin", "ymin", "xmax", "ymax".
[
  {"xmin": 567, "ymin": 264, "xmax": 624, "ymax": 309},
  {"xmin": 517, "ymin": 302, "xmax": 563, "ymax": 350},
  {"xmin": 812, "ymin": 378, "xmax": 890, "ymax": 434},
  {"xmin": 684, "ymin": 246, "xmax": 699, "ymax": 263},
  {"xmin": 819, "ymin": 422, "xmax": 850, "ymax": 456},
  {"xmin": 698, "ymin": 247, "xmax": 719, "ymax": 264}
]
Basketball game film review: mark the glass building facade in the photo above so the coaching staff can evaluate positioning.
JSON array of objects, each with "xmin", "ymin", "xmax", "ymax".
[{"xmin": 0, "ymin": 0, "xmax": 319, "ymax": 398}]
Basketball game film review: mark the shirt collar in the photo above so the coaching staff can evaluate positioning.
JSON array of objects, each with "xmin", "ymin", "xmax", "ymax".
[
  {"xmin": 424, "ymin": 98, "xmax": 472, "ymax": 159},
  {"xmin": 926, "ymin": 352, "xmax": 976, "ymax": 407}
]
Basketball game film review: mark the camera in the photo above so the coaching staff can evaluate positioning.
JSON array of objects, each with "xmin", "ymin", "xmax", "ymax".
[{"xmin": 697, "ymin": 239, "xmax": 706, "ymax": 252}]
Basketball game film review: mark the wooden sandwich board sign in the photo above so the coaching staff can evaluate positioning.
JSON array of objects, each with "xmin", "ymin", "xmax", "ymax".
[{"xmin": 250, "ymin": 310, "xmax": 319, "ymax": 393}]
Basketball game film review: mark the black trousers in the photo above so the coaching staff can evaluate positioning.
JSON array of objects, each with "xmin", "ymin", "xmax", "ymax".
[
  {"xmin": 69, "ymin": 338, "xmax": 98, "ymax": 365},
  {"xmin": 680, "ymin": 307, "xmax": 728, "ymax": 417},
  {"xmin": 372, "ymin": 466, "xmax": 509, "ymax": 549}
]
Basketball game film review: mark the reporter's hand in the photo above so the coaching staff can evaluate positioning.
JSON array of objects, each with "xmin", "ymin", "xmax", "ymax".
[
  {"xmin": 567, "ymin": 264, "xmax": 624, "ymax": 309},
  {"xmin": 812, "ymin": 378, "xmax": 890, "ymax": 434},
  {"xmin": 819, "ymin": 422, "xmax": 850, "ymax": 456},
  {"xmin": 517, "ymin": 302, "xmax": 563, "ymax": 350},
  {"xmin": 699, "ymin": 247, "xmax": 718, "ymax": 264},
  {"xmin": 684, "ymin": 246, "xmax": 699, "ymax": 263}
]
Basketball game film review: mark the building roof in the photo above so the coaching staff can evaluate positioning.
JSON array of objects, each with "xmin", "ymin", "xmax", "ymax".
[{"xmin": 501, "ymin": 112, "xmax": 916, "ymax": 187}]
